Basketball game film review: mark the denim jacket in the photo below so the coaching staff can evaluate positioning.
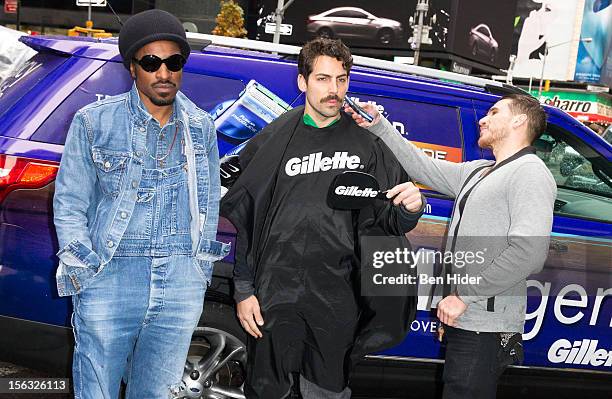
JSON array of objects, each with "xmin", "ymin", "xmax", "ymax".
[{"xmin": 53, "ymin": 84, "xmax": 230, "ymax": 297}]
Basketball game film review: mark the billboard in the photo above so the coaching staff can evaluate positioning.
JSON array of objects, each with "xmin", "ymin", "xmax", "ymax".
[
  {"xmin": 533, "ymin": 89, "xmax": 612, "ymax": 125},
  {"xmin": 512, "ymin": 0, "xmax": 584, "ymax": 81},
  {"xmin": 252, "ymin": 0, "xmax": 515, "ymax": 69},
  {"xmin": 449, "ymin": 0, "xmax": 517, "ymax": 69},
  {"xmin": 574, "ymin": 0, "xmax": 612, "ymax": 83}
]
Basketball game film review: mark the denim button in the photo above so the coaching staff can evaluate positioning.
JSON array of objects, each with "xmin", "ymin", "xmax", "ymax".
[
  {"xmin": 107, "ymin": 240, "xmax": 114, "ymax": 248},
  {"xmin": 104, "ymin": 161, "xmax": 111, "ymax": 169},
  {"xmin": 139, "ymin": 127, "xmax": 146, "ymax": 132},
  {"xmin": 120, "ymin": 212, "xmax": 128, "ymax": 219},
  {"xmin": 132, "ymin": 180, "xmax": 138, "ymax": 188},
  {"xmin": 136, "ymin": 151, "xmax": 143, "ymax": 157}
]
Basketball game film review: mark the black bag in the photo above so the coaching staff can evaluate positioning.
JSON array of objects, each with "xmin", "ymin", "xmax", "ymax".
[{"xmin": 496, "ymin": 332, "xmax": 524, "ymax": 377}]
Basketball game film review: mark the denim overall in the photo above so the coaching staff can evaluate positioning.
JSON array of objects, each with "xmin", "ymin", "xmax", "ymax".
[{"xmin": 71, "ymin": 106, "xmax": 205, "ymax": 399}]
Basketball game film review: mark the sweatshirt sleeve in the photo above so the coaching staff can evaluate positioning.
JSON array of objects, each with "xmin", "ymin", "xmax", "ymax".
[
  {"xmin": 368, "ymin": 116, "xmax": 472, "ymax": 198},
  {"xmin": 364, "ymin": 137, "xmax": 426, "ymax": 236},
  {"xmin": 457, "ymin": 162, "xmax": 556, "ymax": 302}
]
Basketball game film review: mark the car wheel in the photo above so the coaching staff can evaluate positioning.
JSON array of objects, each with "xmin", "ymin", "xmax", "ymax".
[
  {"xmin": 377, "ymin": 29, "xmax": 394, "ymax": 45},
  {"xmin": 181, "ymin": 303, "xmax": 247, "ymax": 399},
  {"xmin": 471, "ymin": 43, "xmax": 478, "ymax": 56},
  {"xmin": 317, "ymin": 27, "xmax": 333, "ymax": 39}
]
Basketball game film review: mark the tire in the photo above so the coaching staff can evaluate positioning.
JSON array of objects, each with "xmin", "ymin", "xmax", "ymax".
[
  {"xmin": 377, "ymin": 29, "xmax": 394, "ymax": 45},
  {"xmin": 181, "ymin": 302, "xmax": 247, "ymax": 399},
  {"xmin": 317, "ymin": 27, "xmax": 333, "ymax": 39}
]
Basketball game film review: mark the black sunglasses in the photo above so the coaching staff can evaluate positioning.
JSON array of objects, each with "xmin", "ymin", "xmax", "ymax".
[{"xmin": 132, "ymin": 54, "xmax": 186, "ymax": 73}]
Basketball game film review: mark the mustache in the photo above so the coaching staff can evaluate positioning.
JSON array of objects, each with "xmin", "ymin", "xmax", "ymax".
[
  {"xmin": 152, "ymin": 81, "xmax": 176, "ymax": 88},
  {"xmin": 321, "ymin": 95, "xmax": 342, "ymax": 103}
]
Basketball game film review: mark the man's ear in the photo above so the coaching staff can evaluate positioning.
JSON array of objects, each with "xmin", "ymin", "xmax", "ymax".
[
  {"xmin": 297, "ymin": 74, "xmax": 307, "ymax": 93},
  {"xmin": 129, "ymin": 62, "xmax": 136, "ymax": 80},
  {"xmin": 513, "ymin": 114, "xmax": 528, "ymax": 129}
]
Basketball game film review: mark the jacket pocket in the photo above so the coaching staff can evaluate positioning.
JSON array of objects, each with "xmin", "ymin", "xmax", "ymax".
[
  {"xmin": 195, "ymin": 238, "xmax": 231, "ymax": 262},
  {"xmin": 91, "ymin": 148, "xmax": 129, "ymax": 197}
]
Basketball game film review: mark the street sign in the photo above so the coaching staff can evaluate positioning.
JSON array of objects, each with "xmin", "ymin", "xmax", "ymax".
[
  {"xmin": 76, "ymin": 0, "xmax": 107, "ymax": 6},
  {"xmin": 4, "ymin": 0, "xmax": 18, "ymax": 14},
  {"xmin": 265, "ymin": 22, "xmax": 293, "ymax": 36}
]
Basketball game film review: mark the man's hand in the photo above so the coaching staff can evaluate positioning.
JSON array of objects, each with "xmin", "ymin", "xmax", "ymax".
[
  {"xmin": 437, "ymin": 294, "xmax": 467, "ymax": 327},
  {"xmin": 237, "ymin": 295, "xmax": 264, "ymax": 338},
  {"xmin": 343, "ymin": 101, "xmax": 381, "ymax": 127},
  {"xmin": 386, "ymin": 182, "xmax": 423, "ymax": 213}
]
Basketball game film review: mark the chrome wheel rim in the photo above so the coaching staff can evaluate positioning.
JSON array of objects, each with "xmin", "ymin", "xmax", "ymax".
[{"xmin": 182, "ymin": 327, "xmax": 246, "ymax": 399}]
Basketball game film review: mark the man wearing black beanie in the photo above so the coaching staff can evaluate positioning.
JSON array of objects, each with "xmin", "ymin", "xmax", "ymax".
[{"xmin": 53, "ymin": 9, "xmax": 228, "ymax": 399}]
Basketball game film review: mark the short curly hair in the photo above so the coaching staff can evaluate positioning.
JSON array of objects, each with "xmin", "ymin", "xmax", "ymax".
[{"xmin": 298, "ymin": 37, "xmax": 353, "ymax": 80}]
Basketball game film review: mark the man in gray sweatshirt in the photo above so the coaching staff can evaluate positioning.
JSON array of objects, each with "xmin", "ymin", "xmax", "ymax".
[{"xmin": 346, "ymin": 94, "xmax": 556, "ymax": 399}]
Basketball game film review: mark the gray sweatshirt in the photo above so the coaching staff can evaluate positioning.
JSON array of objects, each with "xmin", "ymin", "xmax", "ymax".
[{"xmin": 369, "ymin": 117, "xmax": 556, "ymax": 333}]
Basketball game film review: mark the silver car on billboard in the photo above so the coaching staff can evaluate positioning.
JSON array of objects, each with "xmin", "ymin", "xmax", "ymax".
[
  {"xmin": 468, "ymin": 23, "xmax": 498, "ymax": 62},
  {"xmin": 306, "ymin": 7, "xmax": 403, "ymax": 45}
]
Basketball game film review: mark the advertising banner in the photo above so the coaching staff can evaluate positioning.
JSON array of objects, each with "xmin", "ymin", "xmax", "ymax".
[
  {"xmin": 574, "ymin": 0, "xmax": 612, "ymax": 83},
  {"xmin": 253, "ymin": 0, "xmax": 515, "ymax": 69},
  {"xmin": 449, "ymin": 0, "xmax": 517, "ymax": 69},
  {"xmin": 533, "ymin": 89, "xmax": 612, "ymax": 124},
  {"xmin": 512, "ymin": 0, "xmax": 584, "ymax": 81}
]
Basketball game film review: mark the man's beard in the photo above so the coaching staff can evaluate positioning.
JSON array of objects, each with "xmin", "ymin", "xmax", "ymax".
[
  {"xmin": 478, "ymin": 126, "xmax": 508, "ymax": 148},
  {"xmin": 149, "ymin": 94, "xmax": 175, "ymax": 106}
]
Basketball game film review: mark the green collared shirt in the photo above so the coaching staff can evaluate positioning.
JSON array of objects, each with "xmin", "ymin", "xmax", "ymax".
[{"xmin": 303, "ymin": 113, "xmax": 340, "ymax": 128}]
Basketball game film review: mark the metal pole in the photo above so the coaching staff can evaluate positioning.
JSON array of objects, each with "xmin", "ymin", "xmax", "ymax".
[
  {"xmin": 88, "ymin": 4, "xmax": 92, "ymax": 22},
  {"xmin": 538, "ymin": 45, "xmax": 548, "ymax": 97},
  {"xmin": 528, "ymin": 76, "xmax": 533, "ymax": 93},
  {"xmin": 16, "ymin": 0, "xmax": 21, "ymax": 31},
  {"xmin": 413, "ymin": 0, "xmax": 429, "ymax": 66},
  {"xmin": 273, "ymin": 0, "xmax": 284, "ymax": 46}
]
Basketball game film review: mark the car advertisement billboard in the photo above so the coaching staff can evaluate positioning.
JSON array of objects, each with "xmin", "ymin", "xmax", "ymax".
[
  {"xmin": 511, "ymin": 0, "xmax": 584, "ymax": 81},
  {"xmin": 252, "ymin": 0, "xmax": 517, "ymax": 68},
  {"xmin": 254, "ymin": 0, "xmax": 451, "ymax": 51},
  {"xmin": 574, "ymin": 0, "xmax": 612, "ymax": 83},
  {"xmin": 449, "ymin": 0, "xmax": 517, "ymax": 69}
]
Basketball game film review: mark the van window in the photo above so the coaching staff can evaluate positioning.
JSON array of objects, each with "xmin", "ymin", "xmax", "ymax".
[
  {"xmin": 347, "ymin": 94, "xmax": 464, "ymax": 162},
  {"xmin": 31, "ymin": 62, "xmax": 245, "ymax": 145},
  {"xmin": 0, "ymin": 52, "xmax": 67, "ymax": 121},
  {"xmin": 535, "ymin": 132, "xmax": 612, "ymax": 223}
]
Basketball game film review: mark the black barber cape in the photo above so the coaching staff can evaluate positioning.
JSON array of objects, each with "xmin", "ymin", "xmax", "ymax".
[{"xmin": 221, "ymin": 107, "xmax": 419, "ymax": 368}]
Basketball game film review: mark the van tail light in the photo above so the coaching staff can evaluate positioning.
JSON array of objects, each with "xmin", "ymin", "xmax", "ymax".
[{"xmin": 0, "ymin": 154, "xmax": 59, "ymax": 203}]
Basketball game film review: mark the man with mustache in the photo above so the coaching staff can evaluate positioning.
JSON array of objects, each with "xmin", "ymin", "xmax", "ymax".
[
  {"xmin": 221, "ymin": 38, "xmax": 425, "ymax": 398},
  {"xmin": 53, "ymin": 10, "xmax": 228, "ymax": 398}
]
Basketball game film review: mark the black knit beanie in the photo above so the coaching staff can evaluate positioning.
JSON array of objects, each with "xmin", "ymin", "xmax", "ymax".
[{"xmin": 118, "ymin": 9, "xmax": 190, "ymax": 70}]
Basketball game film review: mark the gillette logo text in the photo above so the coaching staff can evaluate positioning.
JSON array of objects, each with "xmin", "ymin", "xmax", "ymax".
[
  {"xmin": 335, "ymin": 186, "xmax": 379, "ymax": 197},
  {"xmin": 285, "ymin": 152, "xmax": 361, "ymax": 176},
  {"xmin": 548, "ymin": 339, "xmax": 612, "ymax": 367}
]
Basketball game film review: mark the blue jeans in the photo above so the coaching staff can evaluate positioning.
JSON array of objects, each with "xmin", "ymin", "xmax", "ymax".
[{"xmin": 71, "ymin": 255, "xmax": 206, "ymax": 399}]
